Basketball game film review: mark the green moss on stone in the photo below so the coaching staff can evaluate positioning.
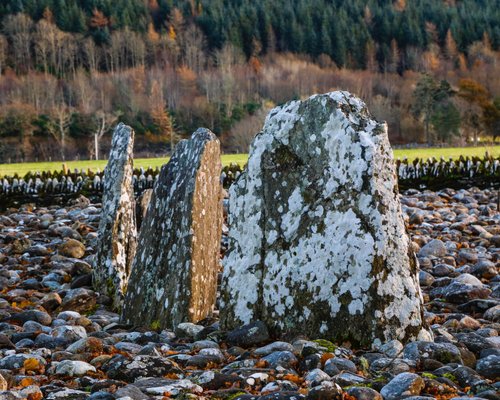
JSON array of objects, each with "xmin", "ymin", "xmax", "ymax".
[{"xmin": 312, "ymin": 339, "xmax": 337, "ymax": 352}]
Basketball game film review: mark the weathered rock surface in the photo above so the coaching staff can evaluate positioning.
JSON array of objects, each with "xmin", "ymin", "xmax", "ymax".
[
  {"xmin": 0, "ymin": 186, "xmax": 498, "ymax": 399},
  {"xmin": 93, "ymin": 123, "xmax": 137, "ymax": 308},
  {"xmin": 136, "ymin": 188, "xmax": 153, "ymax": 229},
  {"xmin": 220, "ymin": 91, "xmax": 429, "ymax": 346},
  {"xmin": 121, "ymin": 128, "xmax": 222, "ymax": 330}
]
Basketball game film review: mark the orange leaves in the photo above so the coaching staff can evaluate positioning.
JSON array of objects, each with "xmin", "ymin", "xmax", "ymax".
[
  {"xmin": 255, "ymin": 359, "xmax": 268, "ymax": 368},
  {"xmin": 27, "ymin": 392, "xmax": 43, "ymax": 400},
  {"xmin": 19, "ymin": 377, "xmax": 34, "ymax": 387},
  {"xmin": 282, "ymin": 374, "xmax": 303, "ymax": 385},
  {"xmin": 321, "ymin": 352, "xmax": 334, "ymax": 365},
  {"xmin": 23, "ymin": 358, "xmax": 39, "ymax": 371},
  {"xmin": 177, "ymin": 66, "xmax": 197, "ymax": 83},
  {"xmin": 85, "ymin": 337, "xmax": 104, "ymax": 354},
  {"xmin": 148, "ymin": 23, "xmax": 160, "ymax": 42},
  {"xmin": 23, "ymin": 358, "xmax": 44, "ymax": 374},
  {"xmin": 90, "ymin": 9, "xmax": 109, "ymax": 29},
  {"xmin": 11, "ymin": 300, "xmax": 34, "ymax": 309},
  {"xmin": 249, "ymin": 57, "xmax": 262, "ymax": 74},
  {"xmin": 168, "ymin": 26, "xmax": 176, "ymax": 41},
  {"xmin": 393, "ymin": 0, "xmax": 406, "ymax": 12}
]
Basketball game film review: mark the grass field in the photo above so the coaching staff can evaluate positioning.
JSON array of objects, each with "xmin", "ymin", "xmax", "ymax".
[{"xmin": 0, "ymin": 146, "xmax": 498, "ymax": 177}]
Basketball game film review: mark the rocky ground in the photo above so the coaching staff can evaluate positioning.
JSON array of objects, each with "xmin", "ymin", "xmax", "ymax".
[{"xmin": 0, "ymin": 187, "xmax": 498, "ymax": 400}]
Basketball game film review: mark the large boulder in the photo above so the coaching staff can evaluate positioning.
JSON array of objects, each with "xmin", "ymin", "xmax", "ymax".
[
  {"xmin": 93, "ymin": 123, "xmax": 137, "ymax": 309},
  {"xmin": 121, "ymin": 128, "xmax": 223, "ymax": 329},
  {"xmin": 220, "ymin": 91, "xmax": 430, "ymax": 347}
]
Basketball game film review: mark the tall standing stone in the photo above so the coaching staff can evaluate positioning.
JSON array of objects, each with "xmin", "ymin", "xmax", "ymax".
[
  {"xmin": 93, "ymin": 123, "xmax": 137, "ymax": 309},
  {"xmin": 121, "ymin": 128, "xmax": 223, "ymax": 330},
  {"xmin": 220, "ymin": 92, "xmax": 431, "ymax": 347}
]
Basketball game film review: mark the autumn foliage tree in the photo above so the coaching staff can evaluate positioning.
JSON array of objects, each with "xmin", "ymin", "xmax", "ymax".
[{"xmin": 457, "ymin": 79, "xmax": 492, "ymax": 145}]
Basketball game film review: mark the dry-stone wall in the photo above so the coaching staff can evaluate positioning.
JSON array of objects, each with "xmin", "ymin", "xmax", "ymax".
[
  {"xmin": 121, "ymin": 128, "xmax": 223, "ymax": 330},
  {"xmin": 93, "ymin": 123, "xmax": 137, "ymax": 309},
  {"xmin": 220, "ymin": 91, "xmax": 431, "ymax": 347}
]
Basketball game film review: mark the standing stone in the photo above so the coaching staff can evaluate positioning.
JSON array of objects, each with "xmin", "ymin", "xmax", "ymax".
[
  {"xmin": 93, "ymin": 123, "xmax": 137, "ymax": 309},
  {"xmin": 121, "ymin": 128, "xmax": 223, "ymax": 330},
  {"xmin": 136, "ymin": 188, "xmax": 153, "ymax": 229},
  {"xmin": 220, "ymin": 92, "xmax": 430, "ymax": 347}
]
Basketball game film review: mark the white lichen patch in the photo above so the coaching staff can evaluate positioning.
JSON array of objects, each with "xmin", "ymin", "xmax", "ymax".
[{"xmin": 221, "ymin": 91, "xmax": 429, "ymax": 345}]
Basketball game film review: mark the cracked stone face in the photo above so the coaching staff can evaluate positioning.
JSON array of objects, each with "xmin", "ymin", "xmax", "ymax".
[
  {"xmin": 121, "ymin": 128, "xmax": 223, "ymax": 330},
  {"xmin": 220, "ymin": 91, "xmax": 431, "ymax": 347},
  {"xmin": 93, "ymin": 123, "xmax": 137, "ymax": 310}
]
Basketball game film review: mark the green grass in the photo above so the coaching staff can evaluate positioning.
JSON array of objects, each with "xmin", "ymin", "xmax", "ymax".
[
  {"xmin": 393, "ymin": 145, "xmax": 500, "ymax": 161},
  {"xmin": 0, "ymin": 146, "xmax": 498, "ymax": 178},
  {"xmin": 0, "ymin": 154, "xmax": 248, "ymax": 178}
]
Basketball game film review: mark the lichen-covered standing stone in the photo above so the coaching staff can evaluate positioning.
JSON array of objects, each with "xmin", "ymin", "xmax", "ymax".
[
  {"xmin": 136, "ymin": 188, "xmax": 153, "ymax": 229},
  {"xmin": 93, "ymin": 123, "xmax": 137, "ymax": 309},
  {"xmin": 220, "ymin": 91, "xmax": 430, "ymax": 347},
  {"xmin": 121, "ymin": 128, "xmax": 223, "ymax": 329}
]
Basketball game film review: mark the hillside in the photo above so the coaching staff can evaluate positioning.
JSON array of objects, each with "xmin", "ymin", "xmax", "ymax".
[
  {"xmin": 0, "ymin": 0, "xmax": 498, "ymax": 69},
  {"xmin": 0, "ymin": 0, "xmax": 498, "ymax": 162}
]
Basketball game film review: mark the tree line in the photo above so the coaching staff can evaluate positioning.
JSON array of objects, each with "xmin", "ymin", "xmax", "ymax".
[
  {"xmin": 0, "ymin": 0, "xmax": 498, "ymax": 71},
  {"xmin": 0, "ymin": 1, "xmax": 498, "ymax": 162}
]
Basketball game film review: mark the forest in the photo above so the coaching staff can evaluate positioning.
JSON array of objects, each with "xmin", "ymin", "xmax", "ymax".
[{"xmin": 0, "ymin": 0, "xmax": 498, "ymax": 162}]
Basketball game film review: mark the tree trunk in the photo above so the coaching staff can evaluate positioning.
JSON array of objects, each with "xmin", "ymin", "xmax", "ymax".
[
  {"xmin": 94, "ymin": 133, "xmax": 99, "ymax": 160},
  {"xmin": 425, "ymin": 116, "xmax": 431, "ymax": 145}
]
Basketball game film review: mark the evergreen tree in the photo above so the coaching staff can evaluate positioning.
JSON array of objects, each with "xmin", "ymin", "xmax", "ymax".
[
  {"xmin": 431, "ymin": 102, "xmax": 461, "ymax": 143},
  {"xmin": 412, "ymin": 75, "xmax": 455, "ymax": 144}
]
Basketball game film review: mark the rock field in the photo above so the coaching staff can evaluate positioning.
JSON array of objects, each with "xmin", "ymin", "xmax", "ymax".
[{"xmin": 0, "ymin": 187, "xmax": 498, "ymax": 400}]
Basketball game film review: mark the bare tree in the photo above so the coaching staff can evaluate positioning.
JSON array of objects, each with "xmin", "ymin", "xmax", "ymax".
[
  {"xmin": 47, "ymin": 97, "xmax": 72, "ymax": 161},
  {"xmin": 3, "ymin": 14, "xmax": 33, "ymax": 72},
  {"xmin": 180, "ymin": 25, "xmax": 206, "ymax": 73},
  {"xmin": 89, "ymin": 74, "xmax": 121, "ymax": 160},
  {"xmin": 93, "ymin": 110, "xmax": 120, "ymax": 160},
  {"xmin": 0, "ymin": 35, "xmax": 8, "ymax": 75},
  {"xmin": 83, "ymin": 38, "xmax": 100, "ymax": 72},
  {"xmin": 213, "ymin": 44, "xmax": 244, "ymax": 118},
  {"xmin": 34, "ymin": 19, "xmax": 58, "ymax": 76}
]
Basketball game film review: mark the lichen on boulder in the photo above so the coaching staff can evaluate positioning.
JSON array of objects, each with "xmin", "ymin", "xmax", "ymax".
[
  {"xmin": 121, "ymin": 128, "xmax": 223, "ymax": 330},
  {"xmin": 220, "ymin": 91, "xmax": 431, "ymax": 347},
  {"xmin": 93, "ymin": 123, "xmax": 137, "ymax": 309}
]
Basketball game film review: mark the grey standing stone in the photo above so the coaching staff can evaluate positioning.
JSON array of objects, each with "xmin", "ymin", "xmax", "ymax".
[
  {"xmin": 93, "ymin": 123, "xmax": 137, "ymax": 309},
  {"xmin": 220, "ymin": 91, "xmax": 430, "ymax": 347},
  {"xmin": 136, "ymin": 188, "xmax": 153, "ymax": 229},
  {"xmin": 121, "ymin": 128, "xmax": 222, "ymax": 330}
]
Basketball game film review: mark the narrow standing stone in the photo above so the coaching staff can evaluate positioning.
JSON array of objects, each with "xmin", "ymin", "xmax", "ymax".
[
  {"xmin": 136, "ymin": 188, "xmax": 153, "ymax": 229},
  {"xmin": 220, "ymin": 91, "xmax": 431, "ymax": 347},
  {"xmin": 121, "ymin": 128, "xmax": 223, "ymax": 330},
  {"xmin": 93, "ymin": 123, "xmax": 137, "ymax": 309}
]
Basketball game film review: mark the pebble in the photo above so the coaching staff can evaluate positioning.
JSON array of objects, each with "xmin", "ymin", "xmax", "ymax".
[
  {"xmin": 58, "ymin": 238, "xmax": 86, "ymax": 258},
  {"xmin": 0, "ymin": 188, "xmax": 498, "ymax": 398},
  {"xmin": 55, "ymin": 360, "xmax": 96, "ymax": 376},
  {"xmin": 380, "ymin": 372, "xmax": 425, "ymax": 400},
  {"xmin": 226, "ymin": 320, "xmax": 270, "ymax": 347},
  {"xmin": 418, "ymin": 239, "xmax": 447, "ymax": 258}
]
